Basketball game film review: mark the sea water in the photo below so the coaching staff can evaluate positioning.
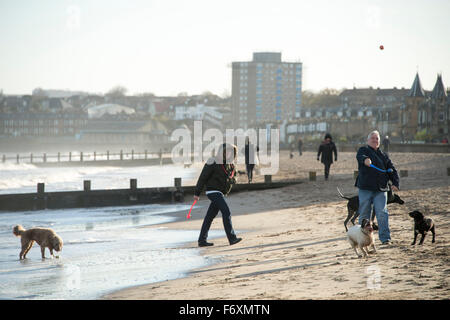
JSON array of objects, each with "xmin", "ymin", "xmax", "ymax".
[
  {"xmin": 0, "ymin": 163, "xmax": 222, "ymax": 300},
  {"xmin": 0, "ymin": 161, "xmax": 199, "ymax": 194},
  {"xmin": 0, "ymin": 204, "xmax": 223, "ymax": 300}
]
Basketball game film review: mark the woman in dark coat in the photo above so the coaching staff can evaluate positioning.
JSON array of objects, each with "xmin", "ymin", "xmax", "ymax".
[
  {"xmin": 194, "ymin": 143, "xmax": 242, "ymax": 247},
  {"xmin": 244, "ymin": 137, "xmax": 259, "ymax": 183},
  {"xmin": 317, "ymin": 133, "xmax": 338, "ymax": 180}
]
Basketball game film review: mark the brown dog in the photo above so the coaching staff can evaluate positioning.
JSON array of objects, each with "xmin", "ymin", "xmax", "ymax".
[{"xmin": 13, "ymin": 225, "xmax": 63, "ymax": 260}]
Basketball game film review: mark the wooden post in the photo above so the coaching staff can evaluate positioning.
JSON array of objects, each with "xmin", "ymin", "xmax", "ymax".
[
  {"xmin": 400, "ymin": 170, "xmax": 408, "ymax": 178},
  {"xmin": 2, "ymin": 155, "xmax": 5, "ymax": 163},
  {"xmin": 129, "ymin": 179, "xmax": 138, "ymax": 201},
  {"xmin": 80, "ymin": 152, "xmax": 83, "ymax": 162},
  {"xmin": 173, "ymin": 177, "xmax": 183, "ymax": 202},
  {"xmin": 131, "ymin": 150, "xmax": 134, "ymax": 160},
  {"xmin": 107, "ymin": 150, "xmax": 110, "ymax": 161},
  {"xmin": 30, "ymin": 153, "xmax": 33, "ymax": 163},
  {"xmin": 83, "ymin": 180, "xmax": 91, "ymax": 207},
  {"xmin": 94, "ymin": 151, "xmax": 96, "ymax": 161},
  {"xmin": 36, "ymin": 182, "xmax": 46, "ymax": 210},
  {"xmin": 309, "ymin": 171, "xmax": 316, "ymax": 181},
  {"xmin": 120, "ymin": 150, "xmax": 123, "ymax": 161},
  {"xmin": 37, "ymin": 182, "xmax": 45, "ymax": 194},
  {"xmin": 16, "ymin": 154, "xmax": 19, "ymax": 164},
  {"xmin": 58, "ymin": 152, "xmax": 61, "ymax": 162},
  {"xmin": 69, "ymin": 152, "xmax": 72, "ymax": 162},
  {"xmin": 43, "ymin": 153, "xmax": 47, "ymax": 163},
  {"xmin": 145, "ymin": 150, "xmax": 148, "ymax": 160},
  {"xmin": 130, "ymin": 179, "xmax": 137, "ymax": 190},
  {"xmin": 264, "ymin": 175, "xmax": 272, "ymax": 184}
]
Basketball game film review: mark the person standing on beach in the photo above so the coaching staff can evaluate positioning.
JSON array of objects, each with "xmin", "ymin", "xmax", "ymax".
[
  {"xmin": 382, "ymin": 135, "xmax": 390, "ymax": 156},
  {"xmin": 317, "ymin": 133, "xmax": 337, "ymax": 180},
  {"xmin": 356, "ymin": 130, "xmax": 400, "ymax": 245},
  {"xmin": 298, "ymin": 137, "xmax": 303, "ymax": 156},
  {"xmin": 245, "ymin": 137, "xmax": 259, "ymax": 183},
  {"xmin": 194, "ymin": 143, "xmax": 242, "ymax": 247}
]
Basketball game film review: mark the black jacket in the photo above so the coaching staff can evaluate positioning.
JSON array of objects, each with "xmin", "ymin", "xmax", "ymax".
[
  {"xmin": 194, "ymin": 158, "xmax": 236, "ymax": 196},
  {"xmin": 317, "ymin": 141, "xmax": 337, "ymax": 164},
  {"xmin": 244, "ymin": 143, "xmax": 259, "ymax": 165},
  {"xmin": 355, "ymin": 145, "xmax": 399, "ymax": 192}
]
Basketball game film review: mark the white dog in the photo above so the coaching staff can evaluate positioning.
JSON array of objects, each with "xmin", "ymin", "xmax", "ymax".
[{"xmin": 347, "ymin": 218, "xmax": 376, "ymax": 258}]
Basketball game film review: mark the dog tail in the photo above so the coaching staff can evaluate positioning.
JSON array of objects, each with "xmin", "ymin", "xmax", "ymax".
[
  {"xmin": 13, "ymin": 225, "xmax": 25, "ymax": 237},
  {"xmin": 336, "ymin": 187, "xmax": 351, "ymax": 200}
]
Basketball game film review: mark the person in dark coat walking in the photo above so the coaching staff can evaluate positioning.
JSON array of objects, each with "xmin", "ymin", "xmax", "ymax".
[
  {"xmin": 297, "ymin": 137, "xmax": 303, "ymax": 156},
  {"xmin": 317, "ymin": 133, "xmax": 338, "ymax": 180},
  {"xmin": 244, "ymin": 137, "xmax": 258, "ymax": 183},
  {"xmin": 194, "ymin": 143, "xmax": 242, "ymax": 247}
]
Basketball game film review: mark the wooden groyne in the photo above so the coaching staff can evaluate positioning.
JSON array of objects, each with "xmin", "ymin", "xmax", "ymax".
[{"xmin": 0, "ymin": 176, "xmax": 302, "ymax": 212}]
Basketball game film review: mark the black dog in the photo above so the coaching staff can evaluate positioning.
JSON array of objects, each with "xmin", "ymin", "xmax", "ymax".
[
  {"xmin": 408, "ymin": 210, "xmax": 436, "ymax": 245},
  {"xmin": 337, "ymin": 187, "xmax": 405, "ymax": 232}
]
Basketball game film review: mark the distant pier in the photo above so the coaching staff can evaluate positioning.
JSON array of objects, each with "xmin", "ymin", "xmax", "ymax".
[{"xmin": 1, "ymin": 150, "xmax": 174, "ymax": 167}]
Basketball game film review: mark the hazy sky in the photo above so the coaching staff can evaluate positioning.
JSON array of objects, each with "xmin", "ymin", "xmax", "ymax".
[{"xmin": 1, "ymin": 0, "xmax": 449, "ymax": 96}]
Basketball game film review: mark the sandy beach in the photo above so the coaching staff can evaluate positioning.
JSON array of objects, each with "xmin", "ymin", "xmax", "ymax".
[{"xmin": 104, "ymin": 151, "xmax": 450, "ymax": 300}]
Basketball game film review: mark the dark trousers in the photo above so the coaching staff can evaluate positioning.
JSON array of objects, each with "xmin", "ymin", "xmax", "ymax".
[
  {"xmin": 324, "ymin": 163, "xmax": 331, "ymax": 179},
  {"xmin": 199, "ymin": 192, "xmax": 237, "ymax": 243},
  {"xmin": 246, "ymin": 164, "xmax": 255, "ymax": 182}
]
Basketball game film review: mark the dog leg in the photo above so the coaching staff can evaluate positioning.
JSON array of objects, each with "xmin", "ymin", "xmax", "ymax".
[
  {"xmin": 411, "ymin": 230, "xmax": 418, "ymax": 245},
  {"xmin": 344, "ymin": 210, "xmax": 353, "ymax": 232},
  {"xmin": 419, "ymin": 232, "xmax": 426, "ymax": 245},
  {"xmin": 353, "ymin": 247, "xmax": 362, "ymax": 258},
  {"xmin": 40, "ymin": 246, "xmax": 46, "ymax": 259},
  {"xmin": 370, "ymin": 208, "xmax": 376, "ymax": 222},
  {"xmin": 431, "ymin": 225, "xmax": 436, "ymax": 243},
  {"xmin": 22, "ymin": 241, "xmax": 34, "ymax": 259},
  {"xmin": 349, "ymin": 241, "xmax": 362, "ymax": 258},
  {"xmin": 350, "ymin": 212, "xmax": 359, "ymax": 225},
  {"xmin": 20, "ymin": 243, "xmax": 27, "ymax": 260},
  {"xmin": 359, "ymin": 245, "xmax": 368, "ymax": 258}
]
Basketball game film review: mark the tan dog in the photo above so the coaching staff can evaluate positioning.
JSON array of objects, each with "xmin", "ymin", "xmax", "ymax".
[{"xmin": 13, "ymin": 225, "xmax": 63, "ymax": 260}]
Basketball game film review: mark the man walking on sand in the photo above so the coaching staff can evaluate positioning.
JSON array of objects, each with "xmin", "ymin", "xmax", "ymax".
[
  {"xmin": 356, "ymin": 130, "xmax": 400, "ymax": 245},
  {"xmin": 317, "ymin": 133, "xmax": 337, "ymax": 180}
]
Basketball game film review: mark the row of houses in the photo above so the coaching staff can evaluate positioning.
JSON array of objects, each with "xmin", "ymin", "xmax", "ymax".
[
  {"xmin": 0, "ymin": 92, "xmax": 232, "ymax": 147},
  {"xmin": 280, "ymin": 73, "xmax": 449, "ymax": 143},
  {"xmin": 1, "ymin": 72, "xmax": 448, "ymax": 145}
]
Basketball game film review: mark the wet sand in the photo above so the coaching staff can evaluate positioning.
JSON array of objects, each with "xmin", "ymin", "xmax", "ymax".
[{"xmin": 104, "ymin": 151, "xmax": 450, "ymax": 300}]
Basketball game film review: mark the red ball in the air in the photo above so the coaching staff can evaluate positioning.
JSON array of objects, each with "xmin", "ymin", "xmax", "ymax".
[{"xmin": 379, "ymin": 45, "xmax": 384, "ymax": 50}]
